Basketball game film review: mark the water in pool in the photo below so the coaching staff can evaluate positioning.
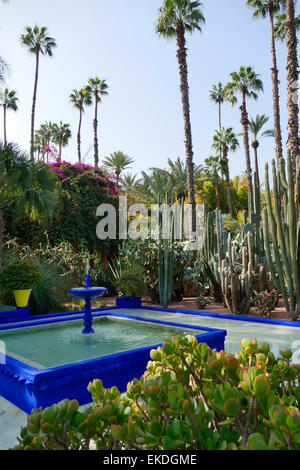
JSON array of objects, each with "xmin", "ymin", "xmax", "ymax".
[
  {"xmin": 107, "ymin": 309, "xmax": 300, "ymax": 362},
  {"xmin": 0, "ymin": 316, "xmax": 205, "ymax": 368}
]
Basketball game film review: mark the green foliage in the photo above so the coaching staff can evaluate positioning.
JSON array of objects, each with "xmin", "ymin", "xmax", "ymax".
[
  {"xmin": 3, "ymin": 160, "xmax": 118, "ymax": 253},
  {"xmin": 113, "ymin": 265, "xmax": 147, "ymax": 298},
  {"xmin": 0, "ymin": 259, "xmax": 42, "ymax": 290},
  {"xmin": 117, "ymin": 238, "xmax": 191, "ymax": 303},
  {"xmin": 196, "ymin": 179, "xmax": 248, "ymax": 216},
  {"xmin": 0, "ymin": 238, "xmax": 113, "ymax": 314},
  {"xmin": 14, "ymin": 338, "xmax": 300, "ymax": 450}
]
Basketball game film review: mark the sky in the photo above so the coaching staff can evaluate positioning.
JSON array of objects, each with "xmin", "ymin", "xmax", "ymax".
[{"xmin": 0, "ymin": 0, "xmax": 299, "ymax": 180}]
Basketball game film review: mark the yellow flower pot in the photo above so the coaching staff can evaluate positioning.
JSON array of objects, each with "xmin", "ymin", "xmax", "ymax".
[{"xmin": 13, "ymin": 289, "xmax": 32, "ymax": 308}]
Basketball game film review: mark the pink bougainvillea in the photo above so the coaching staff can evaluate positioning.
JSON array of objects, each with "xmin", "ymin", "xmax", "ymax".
[{"xmin": 46, "ymin": 159, "xmax": 119, "ymax": 196}]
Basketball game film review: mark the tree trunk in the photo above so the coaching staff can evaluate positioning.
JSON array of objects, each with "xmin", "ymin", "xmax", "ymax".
[
  {"xmin": 94, "ymin": 95, "xmax": 99, "ymax": 167},
  {"xmin": 77, "ymin": 107, "xmax": 83, "ymax": 163},
  {"xmin": 223, "ymin": 144, "xmax": 233, "ymax": 216},
  {"xmin": 3, "ymin": 104, "xmax": 7, "ymax": 146},
  {"xmin": 252, "ymin": 140, "xmax": 260, "ymax": 188},
  {"xmin": 176, "ymin": 21, "xmax": 196, "ymax": 234},
  {"xmin": 286, "ymin": 0, "xmax": 299, "ymax": 171},
  {"xmin": 30, "ymin": 50, "xmax": 40, "ymax": 161},
  {"xmin": 218, "ymin": 102, "xmax": 223, "ymax": 168},
  {"xmin": 59, "ymin": 136, "xmax": 62, "ymax": 158},
  {"xmin": 215, "ymin": 180, "xmax": 221, "ymax": 211},
  {"xmin": 269, "ymin": 3, "xmax": 283, "ymax": 168},
  {"xmin": 240, "ymin": 89, "xmax": 253, "ymax": 212}
]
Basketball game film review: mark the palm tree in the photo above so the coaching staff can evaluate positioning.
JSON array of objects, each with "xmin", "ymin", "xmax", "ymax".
[
  {"xmin": 21, "ymin": 26, "xmax": 57, "ymax": 161},
  {"xmin": 135, "ymin": 170, "xmax": 174, "ymax": 204},
  {"xmin": 212, "ymin": 127, "xmax": 239, "ymax": 216},
  {"xmin": 151, "ymin": 157, "xmax": 203, "ymax": 200},
  {"xmin": 39, "ymin": 121, "xmax": 55, "ymax": 163},
  {"xmin": 209, "ymin": 82, "xmax": 234, "ymax": 130},
  {"xmin": 274, "ymin": 12, "xmax": 300, "ymax": 40},
  {"xmin": 0, "ymin": 57, "xmax": 8, "ymax": 83},
  {"xmin": 70, "ymin": 88, "xmax": 92, "ymax": 163},
  {"xmin": 248, "ymin": 114, "xmax": 274, "ymax": 187},
  {"xmin": 0, "ymin": 142, "xmax": 57, "ymax": 256},
  {"xmin": 34, "ymin": 130, "xmax": 45, "ymax": 161},
  {"xmin": 246, "ymin": 1, "xmax": 283, "ymax": 168},
  {"xmin": 86, "ymin": 77, "xmax": 109, "ymax": 167},
  {"xmin": 103, "ymin": 151, "xmax": 134, "ymax": 187},
  {"xmin": 201, "ymin": 156, "xmax": 222, "ymax": 210},
  {"xmin": 156, "ymin": 0, "xmax": 205, "ymax": 233},
  {"xmin": 0, "ymin": 88, "xmax": 18, "ymax": 145},
  {"xmin": 52, "ymin": 121, "xmax": 72, "ymax": 159},
  {"xmin": 227, "ymin": 66, "xmax": 263, "ymax": 211},
  {"xmin": 283, "ymin": 1, "xmax": 299, "ymax": 170},
  {"xmin": 122, "ymin": 173, "xmax": 142, "ymax": 193}
]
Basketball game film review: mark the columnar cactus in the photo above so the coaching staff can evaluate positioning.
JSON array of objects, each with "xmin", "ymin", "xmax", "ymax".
[
  {"xmin": 263, "ymin": 155, "xmax": 300, "ymax": 320},
  {"xmin": 220, "ymin": 232, "xmax": 265, "ymax": 315},
  {"xmin": 158, "ymin": 203, "xmax": 174, "ymax": 308}
]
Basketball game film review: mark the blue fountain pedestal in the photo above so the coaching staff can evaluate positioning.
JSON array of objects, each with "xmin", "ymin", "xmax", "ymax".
[{"xmin": 68, "ymin": 286, "xmax": 107, "ymax": 334}]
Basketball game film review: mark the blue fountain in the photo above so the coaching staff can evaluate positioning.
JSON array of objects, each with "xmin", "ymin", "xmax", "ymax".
[{"xmin": 69, "ymin": 259, "xmax": 107, "ymax": 334}]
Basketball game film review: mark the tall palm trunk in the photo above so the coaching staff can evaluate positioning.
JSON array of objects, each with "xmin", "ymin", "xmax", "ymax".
[
  {"xmin": 215, "ymin": 179, "xmax": 221, "ymax": 211},
  {"xmin": 3, "ymin": 104, "xmax": 7, "ymax": 146},
  {"xmin": 240, "ymin": 89, "xmax": 253, "ymax": 212},
  {"xmin": 59, "ymin": 137, "xmax": 62, "ymax": 158},
  {"xmin": 176, "ymin": 21, "xmax": 196, "ymax": 234},
  {"xmin": 286, "ymin": 0, "xmax": 299, "ymax": 170},
  {"xmin": 77, "ymin": 108, "xmax": 83, "ymax": 163},
  {"xmin": 30, "ymin": 49, "xmax": 40, "ymax": 161},
  {"xmin": 252, "ymin": 140, "xmax": 260, "ymax": 188},
  {"xmin": 93, "ymin": 95, "xmax": 99, "ymax": 167},
  {"xmin": 269, "ymin": 3, "xmax": 283, "ymax": 168},
  {"xmin": 223, "ymin": 144, "xmax": 233, "ymax": 216},
  {"xmin": 218, "ymin": 102, "xmax": 223, "ymax": 171}
]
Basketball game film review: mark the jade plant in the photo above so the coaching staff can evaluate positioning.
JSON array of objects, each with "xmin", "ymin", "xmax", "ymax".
[
  {"xmin": 0, "ymin": 259, "xmax": 42, "ymax": 291},
  {"xmin": 13, "ymin": 337, "xmax": 300, "ymax": 450}
]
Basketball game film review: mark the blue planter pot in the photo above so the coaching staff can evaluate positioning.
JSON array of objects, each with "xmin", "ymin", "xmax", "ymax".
[{"xmin": 116, "ymin": 296, "xmax": 142, "ymax": 309}]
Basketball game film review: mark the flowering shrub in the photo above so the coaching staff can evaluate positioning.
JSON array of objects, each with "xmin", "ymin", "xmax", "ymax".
[
  {"xmin": 46, "ymin": 158, "xmax": 119, "ymax": 197},
  {"xmin": 13, "ymin": 338, "xmax": 300, "ymax": 450}
]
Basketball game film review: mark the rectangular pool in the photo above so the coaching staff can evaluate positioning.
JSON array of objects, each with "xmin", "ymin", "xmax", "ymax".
[
  {"xmin": 0, "ymin": 315, "xmax": 208, "ymax": 369},
  {"xmin": 108, "ymin": 307, "xmax": 300, "ymax": 362},
  {"xmin": 0, "ymin": 312, "xmax": 226, "ymax": 413}
]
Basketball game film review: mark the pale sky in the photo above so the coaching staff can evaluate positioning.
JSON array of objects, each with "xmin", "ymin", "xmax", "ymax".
[{"xmin": 0, "ymin": 0, "xmax": 299, "ymax": 179}]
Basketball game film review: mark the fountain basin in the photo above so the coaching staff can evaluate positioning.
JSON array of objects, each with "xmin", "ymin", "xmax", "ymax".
[
  {"xmin": 0, "ymin": 312, "xmax": 226, "ymax": 413},
  {"xmin": 69, "ymin": 286, "xmax": 108, "ymax": 334},
  {"xmin": 68, "ymin": 287, "xmax": 107, "ymax": 301}
]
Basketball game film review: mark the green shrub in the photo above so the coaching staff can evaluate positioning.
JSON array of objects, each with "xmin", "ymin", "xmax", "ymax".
[
  {"xmin": 13, "ymin": 337, "xmax": 300, "ymax": 450},
  {"xmin": 113, "ymin": 265, "xmax": 147, "ymax": 298},
  {"xmin": 0, "ymin": 259, "xmax": 42, "ymax": 291}
]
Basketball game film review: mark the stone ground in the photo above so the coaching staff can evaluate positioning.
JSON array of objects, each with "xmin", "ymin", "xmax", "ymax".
[{"xmin": 0, "ymin": 295, "xmax": 295, "ymax": 449}]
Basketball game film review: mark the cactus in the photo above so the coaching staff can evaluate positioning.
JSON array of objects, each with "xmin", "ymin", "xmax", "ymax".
[
  {"xmin": 220, "ymin": 232, "xmax": 265, "ymax": 315},
  {"xmin": 158, "ymin": 201, "xmax": 174, "ymax": 308},
  {"xmin": 263, "ymin": 155, "xmax": 300, "ymax": 320}
]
